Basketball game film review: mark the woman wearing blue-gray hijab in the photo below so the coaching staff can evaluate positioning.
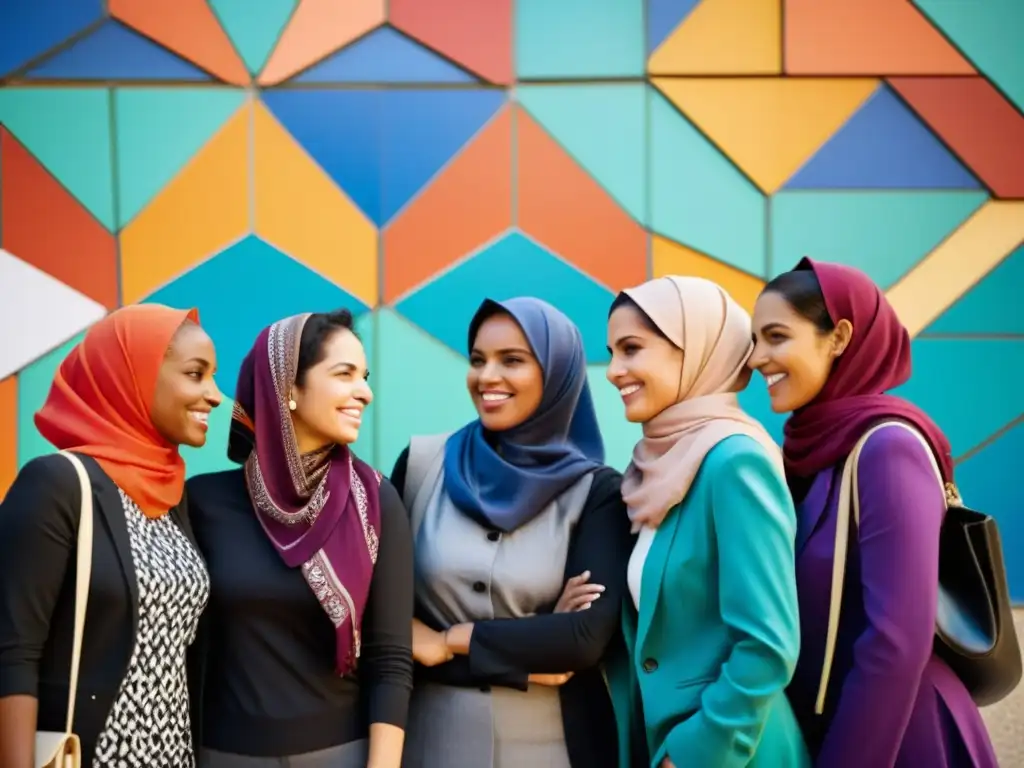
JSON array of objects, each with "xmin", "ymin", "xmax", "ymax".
[{"xmin": 390, "ymin": 297, "xmax": 635, "ymax": 768}]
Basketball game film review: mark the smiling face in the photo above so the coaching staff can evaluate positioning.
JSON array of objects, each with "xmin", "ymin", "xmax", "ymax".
[
  {"xmin": 291, "ymin": 327, "xmax": 372, "ymax": 451},
  {"xmin": 606, "ymin": 303, "xmax": 684, "ymax": 423},
  {"xmin": 749, "ymin": 290, "xmax": 852, "ymax": 413},
  {"xmin": 467, "ymin": 312, "xmax": 544, "ymax": 432},
  {"xmin": 150, "ymin": 321, "xmax": 223, "ymax": 447}
]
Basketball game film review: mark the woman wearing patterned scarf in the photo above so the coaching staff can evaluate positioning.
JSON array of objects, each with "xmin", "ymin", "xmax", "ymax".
[{"xmin": 187, "ymin": 309, "xmax": 413, "ymax": 768}]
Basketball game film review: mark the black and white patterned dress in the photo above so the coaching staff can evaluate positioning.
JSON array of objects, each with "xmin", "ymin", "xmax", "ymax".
[{"xmin": 93, "ymin": 489, "xmax": 210, "ymax": 768}]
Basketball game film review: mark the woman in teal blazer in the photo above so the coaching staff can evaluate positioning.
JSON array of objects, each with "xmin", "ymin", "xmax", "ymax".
[{"xmin": 603, "ymin": 277, "xmax": 809, "ymax": 768}]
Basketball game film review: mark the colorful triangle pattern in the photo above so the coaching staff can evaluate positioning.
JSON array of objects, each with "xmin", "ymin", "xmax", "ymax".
[{"xmin": 1, "ymin": 2, "xmax": 1023, "ymax": 601}]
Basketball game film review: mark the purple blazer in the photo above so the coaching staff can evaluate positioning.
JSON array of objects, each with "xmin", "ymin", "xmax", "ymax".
[{"xmin": 786, "ymin": 424, "xmax": 998, "ymax": 767}]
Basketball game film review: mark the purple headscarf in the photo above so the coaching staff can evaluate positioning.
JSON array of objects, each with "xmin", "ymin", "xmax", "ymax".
[{"xmin": 229, "ymin": 313, "xmax": 381, "ymax": 676}]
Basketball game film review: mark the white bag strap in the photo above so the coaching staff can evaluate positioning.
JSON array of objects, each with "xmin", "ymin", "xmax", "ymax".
[
  {"xmin": 815, "ymin": 421, "xmax": 959, "ymax": 714},
  {"xmin": 58, "ymin": 451, "xmax": 94, "ymax": 735}
]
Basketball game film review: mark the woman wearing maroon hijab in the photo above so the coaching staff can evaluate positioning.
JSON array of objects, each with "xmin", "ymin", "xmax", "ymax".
[{"xmin": 748, "ymin": 258, "xmax": 997, "ymax": 767}]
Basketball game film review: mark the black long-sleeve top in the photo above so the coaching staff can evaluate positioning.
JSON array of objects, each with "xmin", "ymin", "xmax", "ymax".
[
  {"xmin": 186, "ymin": 468, "xmax": 414, "ymax": 757},
  {"xmin": 391, "ymin": 448, "xmax": 637, "ymax": 767}
]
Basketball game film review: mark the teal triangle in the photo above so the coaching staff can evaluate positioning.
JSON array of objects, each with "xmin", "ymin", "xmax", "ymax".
[
  {"xmin": 115, "ymin": 87, "xmax": 247, "ymax": 227},
  {"xmin": 586, "ymin": 365, "xmax": 642, "ymax": 472},
  {"xmin": 913, "ymin": 0, "xmax": 1024, "ymax": 113},
  {"xmin": 769, "ymin": 190, "xmax": 988, "ymax": 287},
  {"xmin": 181, "ymin": 395, "xmax": 236, "ymax": 477},
  {"xmin": 374, "ymin": 308, "xmax": 478, "ymax": 475},
  {"xmin": 0, "ymin": 88, "xmax": 114, "ymax": 230},
  {"xmin": 518, "ymin": 84, "xmax": 647, "ymax": 225},
  {"xmin": 926, "ymin": 245, "xmax": 1024, "ymax": 335},
  {"xmin": 211, "ymin": 0, "xmax": 297, "ymax": 75},
  {"xmin": 649, "ymin": 88, "xmax": 766, "ymax": 277},
  {"xmin": 351, "ymin": 310, "xmax": 378, "ymax": 467},
  {"xmin": 16, "ymin": 331, "xmax": 88, "ymax": 466},
  {"xmin": 895, "ymin": 339, "xmax": 1024, "ymax": 455}
]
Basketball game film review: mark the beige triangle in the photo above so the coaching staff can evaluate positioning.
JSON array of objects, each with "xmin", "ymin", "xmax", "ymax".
[
  {"xmin": 653, "ymin": 77, "xmax": 878, "ymax": 193},
  {"xmin": 649, "ymin": 0, "xmax": 782, "ymax": 75}
]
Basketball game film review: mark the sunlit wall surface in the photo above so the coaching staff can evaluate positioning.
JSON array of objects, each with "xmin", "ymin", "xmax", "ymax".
[{"xmin": 0, "ymin": 0, "xmax": 1022, "ymax": 598}]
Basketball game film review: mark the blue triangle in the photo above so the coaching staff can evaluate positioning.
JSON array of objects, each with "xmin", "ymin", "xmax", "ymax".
[
  {"xmin": 647, "ymin": 0, "xmax": 702, "ymax": 53},
  {"xmin": 24, "ymin": 20, "xmax": 212, "ymax": 81},
  {"xmin": 785, "ymin": 86, "xmax": 982, "ymax": 190},
  {"xmin": 295, "ymin": 26, "xmax": 478, "ymax": 84},
  {"xmin": 926, "ymin": 245, "xmax": 1024, "ymax": 335},
  {"xmin": 0, "ymin": 0, "xmax": 104, "ymax": 77}
]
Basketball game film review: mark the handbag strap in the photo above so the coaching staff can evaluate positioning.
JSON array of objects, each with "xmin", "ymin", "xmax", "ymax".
[
  {"xmin": 814, "ymin": 422, "xmax": 899, "ymax": 714},
  {"xmin": 814, "ymin": 421, "xmax": 961, "ymax": 714},
  {"xmin": 57, "ymin": 451, "xmax": 94, "ymax": 735}
]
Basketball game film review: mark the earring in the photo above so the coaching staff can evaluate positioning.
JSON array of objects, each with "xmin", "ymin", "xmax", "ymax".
[{"xmin": 288, "ymin": 399, "xmax": 297, "ymax": 411}]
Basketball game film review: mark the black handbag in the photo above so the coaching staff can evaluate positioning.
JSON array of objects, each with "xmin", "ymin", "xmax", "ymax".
[
  {"xmin": 934, "ymin": 496, "xmax": 1021, "ymax": 705},
  {"xmin": 815, "ymin": 422, "xmax": 1021, "ymax": 715}
]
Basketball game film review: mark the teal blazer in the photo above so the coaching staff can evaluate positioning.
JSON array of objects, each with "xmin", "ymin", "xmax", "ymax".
[{"xmin": 608, "ymin": 435, "xmax": 810, "ymax": 768}]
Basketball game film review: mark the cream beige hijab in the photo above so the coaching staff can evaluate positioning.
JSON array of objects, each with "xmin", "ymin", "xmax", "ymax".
[{"xmin": 619, "ymin": 276, "xmax": 783, "ymax": 529}]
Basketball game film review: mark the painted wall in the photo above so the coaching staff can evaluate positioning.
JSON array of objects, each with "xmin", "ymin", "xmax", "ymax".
[{"xmin": 0, "ymin": 0, "xmax": 1022, "ymax": 596}]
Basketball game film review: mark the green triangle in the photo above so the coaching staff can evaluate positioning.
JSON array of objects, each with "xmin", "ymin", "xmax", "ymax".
[
  {"xmin": 769, "ymin": 190, "xmax": 988, "ymax": 288},
  {"xmin": 374, "ymin": 308, "xmax": 478, "ymax": 476},
  {"xmin": 518, "ymin": 84, "xmax": 647, "ymax": 226},
  {"xmin": 115, "ymin": 87, "xmax": 247, "ymax": 227},
  {"xmin": 0, "ymin": 88, "xmax": 115, "ymax": 230},
  {"xmin": 211, "ymin": 0, "xmax": 297, "ymax": 76}
]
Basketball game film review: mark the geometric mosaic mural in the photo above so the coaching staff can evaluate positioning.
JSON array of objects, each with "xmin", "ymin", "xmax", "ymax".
[{"xmin": 1, "ymin": 0, "xmax": 1023, "ymax": 598}]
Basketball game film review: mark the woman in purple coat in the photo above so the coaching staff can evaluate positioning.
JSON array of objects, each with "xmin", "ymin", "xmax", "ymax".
[{"xmin": 748, "ymin": 257, "xmax": 998, "ymax": 767}]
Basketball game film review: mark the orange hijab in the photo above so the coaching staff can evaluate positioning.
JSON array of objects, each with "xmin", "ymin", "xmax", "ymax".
[{"xmin": 35, "ymin": 304, "xmax": 200, "ymax": 519}]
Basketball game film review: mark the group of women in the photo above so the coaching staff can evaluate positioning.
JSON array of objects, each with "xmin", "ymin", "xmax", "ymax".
[{"xmin": 0, "ymin": 258, "xmax": 1000, "ymax": 768}]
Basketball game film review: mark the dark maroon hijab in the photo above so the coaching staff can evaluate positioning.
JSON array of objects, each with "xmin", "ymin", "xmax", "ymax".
[
  {"xmin": 782, "ymin": 257, "xmax": 954, "ymax": 484},
  {"xmin": 229, "ymin": 313, "xmax": 381, "ymax": 676}
]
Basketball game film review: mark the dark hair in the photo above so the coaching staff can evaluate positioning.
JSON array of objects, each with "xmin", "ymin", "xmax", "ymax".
[
  {"xmin": 761, "ymin": 269, "xmax": 835, "ymax": 334},
  {"xmin": 295, "ymin": 308, "xmax": 358, "ymax": 386},
  {"xmin": 608, "ymin": 292, "xmax": 671, "ymax": 343}
]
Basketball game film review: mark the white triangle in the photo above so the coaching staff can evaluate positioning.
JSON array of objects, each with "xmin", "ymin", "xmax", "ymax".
[{"xmin": 0, "ymin": 249, "xmax": 108, "ymax": 379}]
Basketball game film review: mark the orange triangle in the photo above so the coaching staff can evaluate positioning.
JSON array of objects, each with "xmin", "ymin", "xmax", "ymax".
[
  {"xmin": 649, "ymin": 0, "xmax": 782, "ymax": 75},
  {"xmin": 516, "ymin": 108, "xmax": 647, "ymax": 293},
  {"xmin": 109, "ymin": 0, "xmax": 249, "ymax": 84},
  {"xmin": 785, "ymin": 0, "xmax": 976, "ymax": 75},
  {"xmin": 383, "ymin": 108, "xmax": 512, "ymax": 303},
  {"xmin": 653, "ymin": 77, "xmax": 878, "ymax": 193},
  {"xmin": 253, "ymin": 103, "xmax": 378, "ymax": 306},
  {"xmin": 0, "ymin": 376, "xmax": 16, "ymax": 502},
  {"xmin": 652, "ymin": 236, "xmax": 764, "ymax": 312},
  {"xmin": 1, "ymin": 129, "xmax": 118, "ymax": 309},
  {"xmin": 258, "ymin": 0, "xmax": 386, "ymax": 85}
]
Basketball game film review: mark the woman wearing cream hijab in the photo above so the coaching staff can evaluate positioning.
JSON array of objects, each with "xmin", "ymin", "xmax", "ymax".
[{"xmin": 603, "ymin": 276, "xmax": 809, "ymax": 768}]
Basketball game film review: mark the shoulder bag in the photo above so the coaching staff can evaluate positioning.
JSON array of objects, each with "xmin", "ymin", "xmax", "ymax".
[
  {"xmin": 35, "ymin": 451, "xmax": 93, "ymax": 768},
  {"xmin": 815, "ymin": 421, "xmax": 1021, "ymax": 714}
]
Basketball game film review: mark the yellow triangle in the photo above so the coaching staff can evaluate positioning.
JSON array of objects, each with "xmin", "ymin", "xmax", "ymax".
[
  {"xmin": 652, "ymin": 236, "xmax": 765, "ymax": 313},
  {"xmin": 253, "ymin": 103, "xmax": 377, "ymax": 306},
  {"xmin": 649, "ymin": 0, "xmax": 782, "ymax": 75},
  {"xmin": 653, "ymin": 77, "xmax": 878, "ymax": 193}
]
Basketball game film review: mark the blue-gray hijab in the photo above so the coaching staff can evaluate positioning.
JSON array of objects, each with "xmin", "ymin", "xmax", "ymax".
[{"xmin": 443, "ymin": 297, "xmax": 605, "ymax": 532}]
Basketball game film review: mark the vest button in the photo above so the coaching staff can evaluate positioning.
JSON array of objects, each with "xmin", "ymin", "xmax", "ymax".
[
  {"xmin": 487, "ymin": 530, "xmax": 500, "ymax": 542},
  {"xmin": 642, "ymin": 658, "xmax": 658, "ymax": 673},
  {"xmin": 473, "ymin": 581, "xmax": 487, "ymax": 593}
]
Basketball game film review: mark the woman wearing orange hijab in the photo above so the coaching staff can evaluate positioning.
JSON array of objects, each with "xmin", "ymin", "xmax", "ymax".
[{"xmin": 0, "ymin": 304, "xmax": 223, "ymax": 768}]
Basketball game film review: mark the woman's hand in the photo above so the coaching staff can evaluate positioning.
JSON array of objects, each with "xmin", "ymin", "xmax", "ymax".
[
  {"xmin": 528, "ymin": 672, "xmax": 574, "ymax": 686},
  {"xmin": 554, "ymin": 571, "xmax": 605, "ymax": 613},
  {"xmin": 411, "ymin": 619, "xmax": 453, "ymax": 667},
  {"xmin": 660, "ymin": 758, "xmax": 676, "ymax": 768}
]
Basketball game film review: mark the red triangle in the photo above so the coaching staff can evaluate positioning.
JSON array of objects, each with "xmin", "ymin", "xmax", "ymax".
[
  {"xmin": 1, "ymin": 129, "xmax": 118, "ymax": 308},
  {"xmin": 516, "ymin": 108, "xmax": 647, "ymax": 293},
  {"xmin": 889, "ymin": 76, "xmax": 1024, "ymax": 199},
  {"xmin": 390, "ymin": 0, "xmax": 513, "ymax": 84}
]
